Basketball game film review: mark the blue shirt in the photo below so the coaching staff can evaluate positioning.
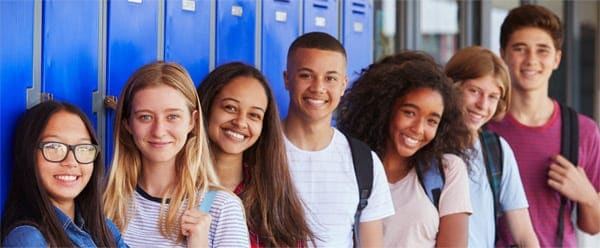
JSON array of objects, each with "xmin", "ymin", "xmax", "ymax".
[
  {"xmin": 468, "ymin": 137, "xmax": 529, "ymax": 248},
  {"xmin": 2, "ymin": 206, "xmax": 127, "ymax": 247}
]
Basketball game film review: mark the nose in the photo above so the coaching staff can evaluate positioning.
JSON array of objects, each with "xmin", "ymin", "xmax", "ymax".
[
  {"xmin": 308, "ymin": 77, "xmax": 325, "ymax": 93},
  {"xmin": 231, "ymin": 114, "xmax": 248, "ymax": 129},
  {"xmin": 61, "ymin": 150, "xmax": 79, "ymax": 168},
  {"xmin": 475, "ymin": 94, "xmax": 488, "ymax": 110},
  {"xmin": 410, "ymin": 118, "xmax": 426, "ymax": 135},
  {"xmin": 151, "ymin": 119, "xmax": 166, "ymax": 137},
  {"xmin": 524, "ymin": 49, "xmax": 538, "ymax": 65}
]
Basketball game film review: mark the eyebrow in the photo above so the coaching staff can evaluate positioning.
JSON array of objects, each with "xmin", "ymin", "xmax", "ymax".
[
  {"xmin": 511, "ymin": 42, "xmax": 552, "ymax": 49},
  {"xmin": 40, "ymin": 134, "xmax": 91, "ymax": 143},
  {"xmin": 133, "ymin": 108, "xmax": 185, "ymax": 114},
  {"xmin": 222, "ymin": 97, "xmax": 266, "ymax": 113},
  {"xmin": 400, "ymin": 103, "xmax": 442, "ymax": 119},
  {"xmin": 298, "ymin": 67, "xmax": 342, "ymax": 75}
]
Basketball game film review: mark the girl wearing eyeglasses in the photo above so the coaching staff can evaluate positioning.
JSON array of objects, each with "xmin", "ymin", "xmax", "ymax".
[{"xmin": 1, "ymin": 101, "xmax": 126, "ymax": 247}]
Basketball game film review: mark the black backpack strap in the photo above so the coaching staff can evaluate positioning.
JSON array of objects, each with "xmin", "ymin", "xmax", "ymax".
[
  {"xmin": 480, "ymin": 129, "xmax": 503, "ymax": 219},
  {"xmin": 556, "ymin": 103, "xmax": 579, "ymax": 248},
  {"xmin": 345, "ymin": 134, "xmax": 373, "ymax": 248},
  {"xmin": 479, "ymin": 129, "xmax": 504, "ymax": 243}
]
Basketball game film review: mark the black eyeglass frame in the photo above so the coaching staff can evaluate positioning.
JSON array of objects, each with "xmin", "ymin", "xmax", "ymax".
[{"xmin": 37, "ymin": 141, "xmax": 99, "ymax": 164}]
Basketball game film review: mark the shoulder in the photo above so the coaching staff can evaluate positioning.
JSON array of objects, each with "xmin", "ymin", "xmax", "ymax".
[
  {"xmin": 2, "ymin": 225, "xmax": 48, "ymax": 247},
  {"xmin": 206, "ymin": 190, "xmax": 244, "ymax": 212},
  {"xmin": 577, "ymin": 113, "xmax": 600, "ymax": 137},
  {"xmin": 441, "ymin": 153, "xmax": 465, "ymax": 167}
]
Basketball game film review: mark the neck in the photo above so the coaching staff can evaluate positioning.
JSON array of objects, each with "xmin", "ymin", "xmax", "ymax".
[
  {"xmin": 283, "ymin": 115, "xmax": 334, "ymax": 151},
  {"xmin": 509, "ymin": 89, "xmax": 554, "ymax": 126},
  {"xmin": 382, "ymin": 151, "xmax": 410, "ymax": 183},
  {"xmin": 52, "ymin": 200, "xmax": 75, "ymax": 220},
  {"xmin": 139, "ymin": 159, "xmax": 177, "ymax": 198},
  {"xmin": 214, "ymin": 152, "xmax": 244, "ymax": 192}
]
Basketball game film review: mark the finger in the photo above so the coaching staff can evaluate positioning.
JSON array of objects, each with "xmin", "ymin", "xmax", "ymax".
[
  {"xmin": 548, "ymin": 162, "xmax": 567, "ymax": 176},
  {"xmin": 548, "ymin": 169, "xmax": 563, "ymax": 182},
  {"xmin": 551, "ymin": 154, "xmax": 575, "ymax": 168},
  {"xmin": 548, "ymin": 178, "xmax": 562, "ymax": 191}
]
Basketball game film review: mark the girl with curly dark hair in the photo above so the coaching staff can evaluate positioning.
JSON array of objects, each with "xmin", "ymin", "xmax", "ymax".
[{"xmin": 337, "ymin": 51, "xmax": 473, "ymax": 247}]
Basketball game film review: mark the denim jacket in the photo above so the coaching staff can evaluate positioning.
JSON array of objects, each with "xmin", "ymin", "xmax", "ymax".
[{"xmin": 2, "ymin": 206, "xmax": 127, "ymax": 247}]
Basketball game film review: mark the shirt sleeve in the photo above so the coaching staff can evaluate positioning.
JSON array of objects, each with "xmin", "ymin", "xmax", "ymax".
[
  {"xmin": 498, "ymin": 137, "xmax": 529, "ymax": 212},
  {"xmin": 209, "ymin": 191, "xmax": 250, "ymax": 248},
  {"xmin": 2, "ymin": 225, "xmax": 48, "ymax": 247},
  {"xmin": 360, "ymin": 151, "xmax": 395, "ymax": 222},
  {"xmin": 438, "ymin": 154, "xmax": 472, "ymax": 217}
]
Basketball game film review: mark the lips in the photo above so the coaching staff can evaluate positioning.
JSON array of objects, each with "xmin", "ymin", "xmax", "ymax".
[
  {"xmin": 224, "ymin": 129, "xmax": 247, "ymax": 141},
  {"xmin": 402, "ymin": 134, "xmax": 420, "ymax": 148},
  {"xmin": 148, "ymin": 140, "xmax": 171, "ymax": 147},
  {"xmin": 304, "ymin": 97, "xmax": 328, "ymax": 106},
  {"xmin": 54, "ymin": 174, "xmax": 79, "ymax": 183}
]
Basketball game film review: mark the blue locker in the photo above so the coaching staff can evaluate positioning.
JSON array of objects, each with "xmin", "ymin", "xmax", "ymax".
[
  {"xmin": 42, "ymin": 0, "xmax": 99, "ymax": 126},
  {"xmin": 106, "ymin": 0, "xmax": 158, "ymax": 165},
  {"xmin": 165, "ymin": 0, "xmax": 211, "ymax": 85},
  {"xmin": 0, "ymin": 0, "xmax": 35, "ymax": 215},
  {"xmin": 262, "ymin": 0, "xmax": 300, "ymax": 119},
  {"xmin": 303, "ymin": 0, "xmax": 338, "ymax": 37},
  {"xmin": 216, "ymin": 0, "xmax": 256, "ymax": 67},
  {"xmin": 342, "ymin": 0, "xmax": 372, "ymax": 83}
]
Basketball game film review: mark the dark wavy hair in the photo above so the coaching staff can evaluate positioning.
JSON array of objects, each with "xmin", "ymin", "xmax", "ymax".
[
  {"xmin": 338, "ymin": 51, "xmax": 473, "ymax": 171},
  {"xmin": 1, "ymin": 101, "xmax": 115, "ymax": 246},
  {"xmin": 197, "ymin": 62, "xmax": 315, "ymax": 247}
]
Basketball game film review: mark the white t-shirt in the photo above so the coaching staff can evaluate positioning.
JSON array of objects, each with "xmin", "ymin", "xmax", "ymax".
[
  {"xmin": 383, "ymin": 154, "xmax": 472, "ymax": 247},
  {"xmin": 285, "ymin": 128, "xmax": 395, "ymax": 247},
  {"xmin": 123, "ymin": 187, "xmax": 249, "ymax": 248}
]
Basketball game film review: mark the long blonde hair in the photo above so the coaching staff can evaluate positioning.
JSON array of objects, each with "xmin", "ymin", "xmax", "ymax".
[{"xmin": 103, "ymin": 61, "xmax": 218, "ymax": 241}]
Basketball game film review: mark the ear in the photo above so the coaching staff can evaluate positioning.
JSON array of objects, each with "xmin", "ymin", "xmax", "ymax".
[
  {"xmin": 123, "ymin": 119, "xmax": 132, "ymax": 134},
  {"xmin": 341, "ymin": 75, "xmax": 349, "ymax": 95},
  {"xmin": 283, "ymin": 71, "xmax": 289, "ymax": 90},
  {"xmin": 188, "ymin": 110, "xmax": 198, "ymax": 133},
  {"xmin": 552, "ymin": 50, "xmax": 562, "ymax": 70}
]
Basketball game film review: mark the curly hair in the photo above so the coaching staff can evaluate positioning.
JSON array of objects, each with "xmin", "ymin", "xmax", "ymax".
[{"xmin": 337, "ymin": 51, "xmax": 473, "ymax": 171}]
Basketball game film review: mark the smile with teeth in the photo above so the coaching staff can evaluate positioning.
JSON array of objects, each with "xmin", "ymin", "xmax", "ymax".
[
  {"xmin": 304, "ymin": 97, "xmax": 327, "ymax": 106},
  {"xmin": 55, "ymin": 175, "xmax": 78, "ymax": 182},
  {"xmin": 402, "ymin": 134, "xmax": 420, "ymax": 147},
  {"xmin": 225, "ymin": 129, "xmax": 246, "ymax": 141},
  {"xmin": 468, "ymin": 111, "xmax": 485, "ymax": 121}
]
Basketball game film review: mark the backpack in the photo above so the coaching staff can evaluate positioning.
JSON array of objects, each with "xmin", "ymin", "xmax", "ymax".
[
  {"xmin": 345, "ymin": 133, "xmax": 373, "ymax": 248},
  {"xmin": 556, "ymin": 103, "xmax": 579, "ymax": 247},
  {"xmin": 417, "ymin": 129, "xmax": 503, "ymax": 216}
]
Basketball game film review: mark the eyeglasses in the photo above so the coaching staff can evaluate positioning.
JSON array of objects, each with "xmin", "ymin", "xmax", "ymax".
[{"xmin": 38, "ymin": 142, "xmax": 99, "ymax": 164}]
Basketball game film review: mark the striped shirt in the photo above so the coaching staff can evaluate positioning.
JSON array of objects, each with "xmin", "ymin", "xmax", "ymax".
[{"xmin": 123, "ymin": 187, "xmax": 249, "ymax": 247}]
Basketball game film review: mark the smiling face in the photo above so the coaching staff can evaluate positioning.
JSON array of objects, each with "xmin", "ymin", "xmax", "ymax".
[
  {"xmin": 460, "ymin": 75, "xmax": 502, "ymax": 131},
  {"xmin": 386, "ymin": 87, "xmax": 444, "ymax": 159},
  {"xmin": 37, "ymin": 110, "xmax": 94, "ymax": 209},
  {"xmin": 284, "ymin": 48, "xmax": 348, "ymax": 123},
  {"xmin": 501, "ymin": 27, "xmax": 561, "ymax": 93},
  {"xmin": 207, "ymin": 76, "xmax": 268, "ymax": 158},
  {"xmin": 125, "ymin": 85, "xmax": 196, "ymax": 166}
]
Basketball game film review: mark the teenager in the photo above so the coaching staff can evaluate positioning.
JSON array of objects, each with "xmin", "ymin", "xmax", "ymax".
[
  {"xmin": 338, "ymin": 51, "xmax": 473, "ymax": 247},
  {"xmin": 197, "ymin": 62, "xmax": 314, "ymax": 247},
  {"xmin": 103, "ymin": 61, "xmax": 249, "ymax": 247},
  {"xmin": 282, "ymin": 32, "xmax": 395, "ymax": 247},
  {"xmin": 446, "ymin": 45, "xmax": 539, "ymax": 247},
  {"xmin": 1, "ymin": 101, "xmax": 126, "ymax": 247},
  {"xmin": 487, "ymin": 5, "xmax": 600, "ymax": 247}
]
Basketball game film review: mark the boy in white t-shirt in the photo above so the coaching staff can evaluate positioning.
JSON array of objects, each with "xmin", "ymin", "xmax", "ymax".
[{"xmin": 281, "ymin": 32, "xmax": 395, "ymax": 247}]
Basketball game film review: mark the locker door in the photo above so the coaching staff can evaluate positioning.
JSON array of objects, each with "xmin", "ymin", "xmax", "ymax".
[
  {"xmin": 342, "ymin": 0, "xmax": 372, "ymax": 83},
  {"xmin": 165, "ymin": 0, "xmax": 211, "ymax": 85},
  {"xmin": 106, "ymin": 0, "xmax": 158, "ymax": 164},
  {"xmin": 262, "ymin": 0, "xmax": 300, "ymax": 119},
  {"xmin": 42, "ymin": 0, "xmax": 99, "ymax": 126},
  {"xmin": 303, "ymin": 0, "xmax": 338, "ymax": 37},
  {"xmin": 216, "ymin": 0, "xmax": 256, "ymax": 67},
  {"xmin": 0, "ymin": 0, "xmax": 35, "ymax": 215}
]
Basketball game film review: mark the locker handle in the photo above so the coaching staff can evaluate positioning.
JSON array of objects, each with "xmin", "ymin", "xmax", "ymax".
[
  {"xmin": 104, "ymin": 96, "xmax": 118, "ymax": 110},
  {"xmin": 41, "ymin": 92, "xmax": 54, "ymax": 102},
  {"xmin": 313, "ymin": 3, "xmax": 328, "ymax": 9}
]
